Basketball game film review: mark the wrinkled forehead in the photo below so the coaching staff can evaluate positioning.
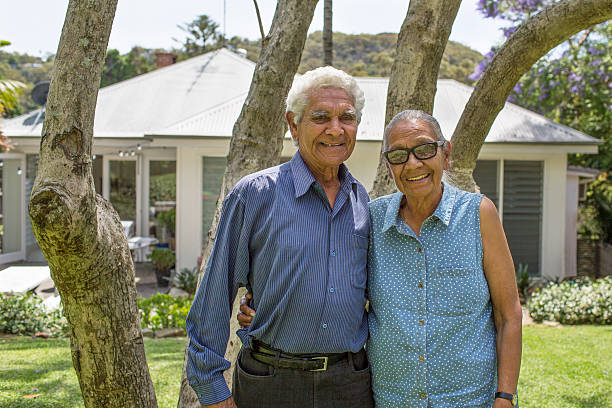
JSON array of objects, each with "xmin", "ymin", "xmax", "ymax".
[{"xmin": 388, "ymin": 118, "xmax": 437, "ymax": 141}]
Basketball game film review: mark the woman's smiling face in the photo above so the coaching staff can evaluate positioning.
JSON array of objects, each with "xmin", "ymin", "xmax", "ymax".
[{"xmin": 384, "ymin": 118, "xmax": 450, "ymax": 200}]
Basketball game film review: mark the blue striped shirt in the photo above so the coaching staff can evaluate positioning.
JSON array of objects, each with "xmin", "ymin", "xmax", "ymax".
[{"xmin": 186, "ymin": 152, "xmax": 370, "ymax": 405}]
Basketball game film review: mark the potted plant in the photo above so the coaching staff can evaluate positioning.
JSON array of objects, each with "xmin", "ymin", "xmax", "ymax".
[
  {"xmin": 156, "ymin": 208, "xmax": 176, "ymax": 250},
  {"xmin": 148, "ymin": 247, "xmax": 176, "ymax": 286}
]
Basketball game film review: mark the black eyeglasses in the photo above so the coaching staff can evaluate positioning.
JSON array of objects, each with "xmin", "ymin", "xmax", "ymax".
[{"xmin": 384, "ymin": 141, "xmax": 445, "ymax": 165}]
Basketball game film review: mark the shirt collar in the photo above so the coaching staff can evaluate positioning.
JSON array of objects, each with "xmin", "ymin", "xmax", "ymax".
[
  {"xmin": 290, "ymin": 151, "xmax": 356, "ymax": 198},
  {"xmin": 381, "ymin": 180, "xmax": 456, "ymax": 232}
]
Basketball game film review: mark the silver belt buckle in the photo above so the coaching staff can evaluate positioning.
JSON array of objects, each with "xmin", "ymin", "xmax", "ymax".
[{"xmin": 310, "ymin": 356, "xmax": 328, "ymax": 371}]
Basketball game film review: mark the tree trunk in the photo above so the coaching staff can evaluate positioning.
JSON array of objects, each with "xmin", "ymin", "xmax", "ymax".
[
  {"xmin": 177, "ymin": 1, "xmax": 319, "ymax": 406},
  {"xmin": 323, "ymin": 0, "xmax": 333, "ymax": 66},
  {"xmin": 448, "ymin": 0, "xmax": 612, "ymax": 192},
  {"xmin": 369, "ymin": 0, "xmax": 462, "ymax": 198},
  {"xmin": 27, "ymin": 1, "xmax": 158, "ymax": 407}
]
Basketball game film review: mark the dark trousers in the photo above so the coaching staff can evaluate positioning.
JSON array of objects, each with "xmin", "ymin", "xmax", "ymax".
[{"xmin": 232, "ymin": 347, "xmax": 374, "ymax": 408}]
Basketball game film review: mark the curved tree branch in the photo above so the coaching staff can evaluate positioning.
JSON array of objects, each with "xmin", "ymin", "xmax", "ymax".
[
  {"xmin": 449, "ymin": 0, "xmax": 612, "ymax": 191},
  {"xmin": 28, "ymin": 1, "xmax": 158, "ymax": 406},
  {"xmin": 252, "ymin": 0, "xmax": 267, "ymax": 48},
  {"xmin": 369, "ymin": 0, "xmax": 462, "ymax": 198}
]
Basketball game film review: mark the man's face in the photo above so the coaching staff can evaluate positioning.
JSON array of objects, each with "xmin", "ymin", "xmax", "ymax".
[
  {"xmin": 287, "ymin": 87, "xmax": 358, "ymax": 175},
  {"xmin": 384, "ymin": 119, "xmax": 450, "ymax": 199}
]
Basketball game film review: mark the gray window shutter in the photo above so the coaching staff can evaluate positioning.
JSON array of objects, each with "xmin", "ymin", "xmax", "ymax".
[
  {"xmin": 473, "ymin": 160, "xmax": 499, "ymax": 208},
  {"xmin": 502, "ymin": 160, "xmax": 543, "ymax": 276}
]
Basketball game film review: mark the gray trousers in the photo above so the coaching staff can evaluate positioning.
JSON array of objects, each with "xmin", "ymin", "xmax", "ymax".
[{"xmin": 232, "ymin": 347, "xmax": 374, "ymax": 408}]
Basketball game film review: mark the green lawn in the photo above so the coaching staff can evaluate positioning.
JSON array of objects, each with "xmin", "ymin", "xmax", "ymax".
[
  {"xmin": 0, "ymin": 326, "xmax": 610, "ymax": 407},
  {"xmin": 0, "ymin": 337, "xmax": 185, "ymax": 408}
]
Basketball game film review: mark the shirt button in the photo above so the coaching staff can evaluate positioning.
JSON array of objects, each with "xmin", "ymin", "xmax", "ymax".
[
  {"xmin": 421, "ymin": 393, "xmax": 426, "ymax": 399},
  {"xmin": 418, "ymin": 283, "xmax": 423, "ymax": 289},
  {"xmin": 329, "ymin": 287, "xmax": 335, "ymax": 293},
  {"xmin": 417, "ymin": 247, "xmax": 422, "ymax": 253},
  {"xmin": 419, "ymin": 319, "xmax": 424, "ymax": 325},
  {"xmin": 331, "ymin": 250, "xmax": 336, "ymax": 256},
  {"xmin": 419, "ymin": 356, "xmax": 424, "ymax": 362},
  {"xmin": 322, "ymin": 323, "xmax": 328, "ymax": 329}
]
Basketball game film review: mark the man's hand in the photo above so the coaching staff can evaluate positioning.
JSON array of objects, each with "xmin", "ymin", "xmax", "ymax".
[
  {"xmin": 237, "ymin": 292, "xmax": 255, "ymax": 328},
  {"xmin": 204, "ymin": 396, "xmax": 237, "ymax": 408}
]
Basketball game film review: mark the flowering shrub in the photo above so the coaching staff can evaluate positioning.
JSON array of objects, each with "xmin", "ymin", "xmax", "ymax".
[
  {"xmin": 0, "ymin": 293, "xmax": 68, "ymax": 336},
  {"xmin": 528, "ymin": 277, "xmax": 612, "ymax": 324},
  {"xmin": 137, "ymin": 294, "xmax": 192, "ymax": 330}
]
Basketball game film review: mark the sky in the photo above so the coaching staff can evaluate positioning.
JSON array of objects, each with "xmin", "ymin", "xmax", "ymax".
[{"xmin": 0, "ymin": 0, "xmax": 507, "ymax": 58}]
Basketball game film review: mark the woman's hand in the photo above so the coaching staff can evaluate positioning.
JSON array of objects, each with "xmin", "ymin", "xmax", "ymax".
[{"xmin": 237, "ymin": 292, "xmax": 255, "ymax": 328}]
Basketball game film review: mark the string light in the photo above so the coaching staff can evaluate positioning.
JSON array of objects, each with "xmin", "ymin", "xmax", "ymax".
[{"xmin": 17, "ymin": 167, "xmax": 23, "ymax": 175}]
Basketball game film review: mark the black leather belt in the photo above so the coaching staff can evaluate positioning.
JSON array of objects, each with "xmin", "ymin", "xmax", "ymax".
[{"xmin": 250, "ymin": 340, "xmax": 348, "ymax": 372}]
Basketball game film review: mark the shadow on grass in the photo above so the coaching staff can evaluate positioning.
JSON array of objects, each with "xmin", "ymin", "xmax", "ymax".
[
  {"xmin": 0, "ymin": 376, "xmax": 83, "ymax": 408},
  {"xmin": 562, "ymin": 392, "xmax": 609, "ymax": 408}
]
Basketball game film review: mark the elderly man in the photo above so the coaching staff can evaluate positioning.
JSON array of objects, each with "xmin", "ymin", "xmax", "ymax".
[{"xmin": 185, "ymin": 66, "xmax": 373, "ymax": 408}]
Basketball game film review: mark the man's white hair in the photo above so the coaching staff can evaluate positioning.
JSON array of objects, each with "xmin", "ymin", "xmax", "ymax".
[{"xmin": 286, "ymin": 66, "xmax": 365, "ymax": 125}]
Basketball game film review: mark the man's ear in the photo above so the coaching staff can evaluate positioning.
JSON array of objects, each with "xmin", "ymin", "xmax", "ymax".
[
  {"xmin": 286, "ymin": 112, "xmax": 298, "ymax": 142},
  {"xmin": 443, "ymin": 141, "xmax": 451, "ymax": 171}
]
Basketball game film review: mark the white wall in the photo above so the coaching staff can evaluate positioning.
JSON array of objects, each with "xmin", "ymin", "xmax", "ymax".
[
  {"xmin": 565, "ymin": 175, "xmax": 579, "ymax": 278},
  {"xmin": 174, "ymin": 139, "xmax": 229, "ymax": 272}
]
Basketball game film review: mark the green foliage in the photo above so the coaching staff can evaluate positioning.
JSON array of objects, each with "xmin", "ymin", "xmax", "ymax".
[
  {"xmin": 578, "ymin": 173, "xmax": 612, "ymax": 242},
  {"xmin": 101, "ymin": 46, "xmax": 159, "ymax": 88},
  {"xmin": 0, "ymin": 293, "xmax": 68, "ymax": 337},
  {"xmin": 516, "ymin": 263, "xmax": 530, "ymax": 297},
  {"xmin": 156, "ymin": 208, "xmax": 176, "ymax": 234},
  {"xmin": 174, "ymin": 15, "xmax": 223, "ymax": 59},
  {"xmin": 229, "ymin": 31, "xmax": 481, "ymax": 84},
  {"xmin": 148, "ymin": 247, "xmax": 175, "ymax": 273},
  {"xmin": 170, "ymin": 268, "xmax": 199, "ymax": 295},
  {"xmin": 528, "ymin": 276, "xmax": 612, "ymax": 324},
  {"xmin": 137, "ymin": 294, "xmax": 192, "ymax": 330},
  {"xmin": 149, "ymin": 172, "xmax": 176, "ymax": 203},
  {"xmin": 0, "ymin": 50, "xmax": 54, "ymax": 117}
]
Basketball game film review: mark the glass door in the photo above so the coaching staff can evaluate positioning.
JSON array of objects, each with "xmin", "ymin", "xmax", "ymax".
[
  {"xmin": 109, "ymin": 160, "xmax": 137, "ymax": 234},
  {"xmin": 0, "ymin": 156, "xmax": 25, "ymax": 263}
]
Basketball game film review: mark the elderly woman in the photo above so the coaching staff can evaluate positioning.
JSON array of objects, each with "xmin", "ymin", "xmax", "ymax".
[
  {"xmin": 239, "ymin": 110, "xmax": 522, "ymax": 407},
  {"xmin": 368, "ymin": 110, "xmax": 522, "ymax": 407}
]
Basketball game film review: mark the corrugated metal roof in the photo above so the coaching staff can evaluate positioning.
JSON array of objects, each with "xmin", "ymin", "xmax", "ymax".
[
  {"xmin": 3, "ymin": 48, "xmax": 256, "ymax": 138},
  {"xmin": 3, "ymin": 48, "xmax": 600, "ymax": 145}
]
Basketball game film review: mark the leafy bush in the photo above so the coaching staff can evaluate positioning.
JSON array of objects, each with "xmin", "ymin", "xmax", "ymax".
[
  {"xmin": 170, "ymin": 267, "xmax": 199, "ymax": 295},
  {"xmin": 528, "ymin": 277, "xmax": 612, "ymax": 324},
  {"xmin": 0, "ymin": 293, "xmax": 68, "ymax": 336},
  {"xmin": 137, "ymin": 294, "xmax": 192, "ymax": 330}
]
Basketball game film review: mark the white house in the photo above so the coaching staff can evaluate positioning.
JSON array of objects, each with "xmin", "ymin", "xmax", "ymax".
[{"xmin": 0, "ymin": 48, "xmax": 601, "ymax": 279}]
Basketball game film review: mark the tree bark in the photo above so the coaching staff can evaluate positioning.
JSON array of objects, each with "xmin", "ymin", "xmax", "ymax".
[
  {"xmin": 177, "ymin": 1, "xmax": 319, "ymax": 406},
  {"xmin": 28, "ymin": 1, "xmax": 158, "ymax": 407},
  {"xmin": 448, "ymin": 0, "xmax": 612, "ymax": 192},
  {"xmin": 369, "ymin": 0, "xmax": 462, "ymax": 198},
  {"xmin": 323, "ymin": 0, "xmax": 333, "ymax": 66}
]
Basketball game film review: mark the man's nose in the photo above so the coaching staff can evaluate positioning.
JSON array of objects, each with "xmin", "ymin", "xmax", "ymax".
[{"xmin": 325, "ymin": 117, "xmax": 344, "ymax": 136}]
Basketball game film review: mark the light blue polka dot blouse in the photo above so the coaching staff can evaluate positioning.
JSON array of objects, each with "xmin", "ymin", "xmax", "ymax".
[{"xmin": 367, "ymin": 181, "xmax": 497, "ymax": 408}]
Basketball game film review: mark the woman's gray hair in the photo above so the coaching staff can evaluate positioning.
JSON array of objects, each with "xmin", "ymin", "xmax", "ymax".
[
  {"xmin": 382, "ymin": 110, "xmax": 447, "ymax": 151},
  {"xmin": 286, "ymin": 66, "xmax": 365, "ymax": 125}
]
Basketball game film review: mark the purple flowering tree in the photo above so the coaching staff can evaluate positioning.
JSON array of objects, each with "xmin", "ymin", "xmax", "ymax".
[{"xmin": 471, "ymin": 1, "xmax": 611, "ymax": 243}]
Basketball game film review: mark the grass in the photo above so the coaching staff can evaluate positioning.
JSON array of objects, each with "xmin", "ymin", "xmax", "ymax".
[
  {"xmin": 0, "ymin": 336, "xmax": 186, "ymax": 408},
  {"xmin": 519, "ymin": 325, "xmax": 611, "ymax": 407},
  {"xmin": 0, "ymin": 325, "xmax": 610, "ymax": 407}
]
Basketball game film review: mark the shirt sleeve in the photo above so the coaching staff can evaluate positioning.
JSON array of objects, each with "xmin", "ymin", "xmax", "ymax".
[{"xmin": 185, "ymin": 189, "xmax": 250, "ymax": 405}]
